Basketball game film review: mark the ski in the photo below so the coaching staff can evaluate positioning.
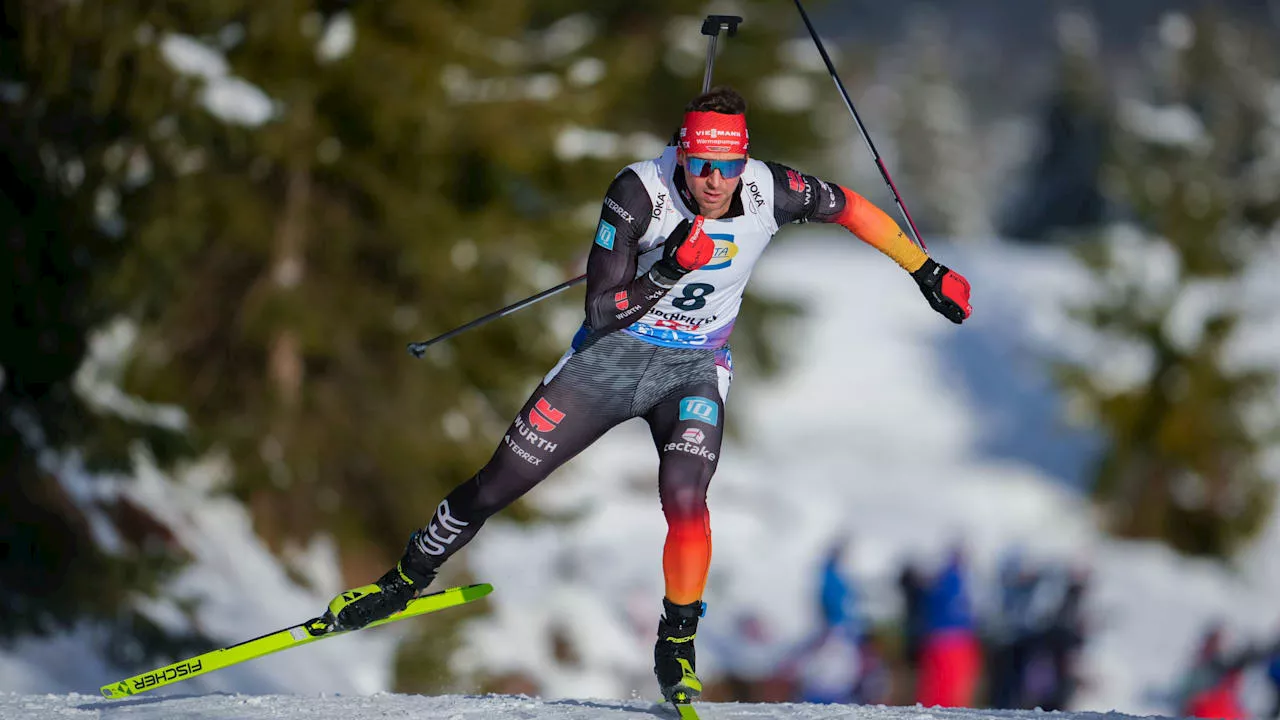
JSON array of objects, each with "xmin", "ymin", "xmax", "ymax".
[
  {"xmin": 100, "ymin": 582, "xmax": 493, "ymax": 699},
  {"xmin": 670, "ymin": 690, "xmax": 701, "ymax": 719}
]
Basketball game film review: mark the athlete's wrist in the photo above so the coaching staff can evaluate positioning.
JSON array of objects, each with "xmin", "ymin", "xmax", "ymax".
[{"xmin": 648, "ymin": 259, "xmax": 686, "ymax": 287}]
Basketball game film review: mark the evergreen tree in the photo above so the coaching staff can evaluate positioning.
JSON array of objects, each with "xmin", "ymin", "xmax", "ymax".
[
  {"xmin": 1060, "ymin": 10, "xmax": 1279, "ymax": 557},
  {"xmin": 0, "ymin": 0, "xmax": 210, "ymax": 663},
  {"xmin": 887, "ymin": 9, "xmax": 992, "ymax": 239},
  {"xmin": 1001, "ymin": 9, "xmax": 1110, "ymax": 242}
]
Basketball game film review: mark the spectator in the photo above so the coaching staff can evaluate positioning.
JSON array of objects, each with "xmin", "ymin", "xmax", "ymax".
[
  {"xmin": 783, "ymin": 540, "xmax": 872, "ymax": 704},
  {"xmin": 710, "ymin": 611, "xmax": 790, "ymax": 703},
  {"xmin": 898, "ymin": 560, "xmax": 928, "ymax": 672},
  {"xmin": 1038, "ymin": 567, "xmax": 1090, "ymax": 711},
  {"xmin": 1177, "ymin": 624, "xmax": 1248, "ymax": 720},
  {"xmin": 916, "ymin": 545, "xmax": 982, "ymax": 708},
  {"xmin": 987, "ymin": 549, "xmax": 1040, "ymax": 709}
]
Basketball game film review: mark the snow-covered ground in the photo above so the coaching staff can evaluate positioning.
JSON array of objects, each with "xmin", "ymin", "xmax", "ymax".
[
  {"xmin": 3, "ymin": 235, "xmax": 1279, "ymax": 717},
  {"xmin": 0, "ymin": 692, "xmax": 1170, "ymax": 720},
  {"xmin": 0, "ymin": 456, "xmax": 398, "ymax": 698}
]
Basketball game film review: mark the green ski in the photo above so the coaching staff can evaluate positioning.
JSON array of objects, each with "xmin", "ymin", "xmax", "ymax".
[
  {"xmin": 100, "ymin": 583, "xmax": 492, "ymax": 699},
  {"xmin": 670, "ymin": 689, "xmax": 701, "ymax": 719}
]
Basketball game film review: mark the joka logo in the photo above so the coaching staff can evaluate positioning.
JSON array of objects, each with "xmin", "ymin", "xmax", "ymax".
[
  {"xmin": 682, "ymin": 427, "xmax": 705, "ymax": 444},
  {"xmin": 529, "ymin": 397, "xmax": 566, "ymax": 433},
  {"xmin": 678, "ymin": 396, "xmax": 718, "ymax": 427},
  {"xmin": 745, "ymin": 181, "xmax": 765, "ymax": 211},
  {"xmin": 705, "ymin": 234, "xmax": 738, "ymax": 271},
  {"xmin": 652, "ymin": 192, "xmax": 668, "ymax": 220},
  {"xmin": 595, "ymin": 219, "xmax": 616, "ymax": 250},
  {"xmin": 614, "ymin": 290, "xmax": 629, "ymax": 310}
]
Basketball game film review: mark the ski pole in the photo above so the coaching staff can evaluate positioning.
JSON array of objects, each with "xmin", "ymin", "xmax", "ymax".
[
  {"xmin": 408, "ymin": 15, "xmax": 743, "ymax": 358},
  {"xmin": 701, "ymin": 15, "xmax": 743, "ymax": 93},
  {"xmin": 790, "ymin": 0, "xmax": 928, "ymax": 251},
  {"xmin": 408, "ymin": 275, "xmax": 585, "ymax": 358}
]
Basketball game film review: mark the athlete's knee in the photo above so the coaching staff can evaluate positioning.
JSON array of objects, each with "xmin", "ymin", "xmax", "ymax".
[
  {"xmin": 658, "ymin": 464, "xmax": 712, "ymax": 517},
  {"xmin": 459, "ymin": 462, "xmax": 536, "ymax": 518}
]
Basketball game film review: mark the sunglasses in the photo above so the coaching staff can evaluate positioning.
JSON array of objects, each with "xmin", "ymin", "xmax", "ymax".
[{"xmin": 684, "ymin": 156, "xmax": 748, "ymax": 179}]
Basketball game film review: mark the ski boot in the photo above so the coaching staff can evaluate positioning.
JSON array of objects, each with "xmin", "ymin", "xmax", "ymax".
[
  {"xmin": 654, "ymin": 598, "xmax": 705, "ymax": 703},
  {"xmin": 324, "ymin": 531, "xmax": 438, "ymax": 632}
]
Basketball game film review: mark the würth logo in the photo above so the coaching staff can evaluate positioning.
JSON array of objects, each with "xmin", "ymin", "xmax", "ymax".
[
  {"xmin": 787, "ymin": 169, "xmax": 806, "ymax": 194},
  {"xmin": 614, "ymin": 290, "xmax": 629, "ymax": 310},
  {"xmin": 529, "ymin": 397, "xmax": 565, "ymax": 433}
]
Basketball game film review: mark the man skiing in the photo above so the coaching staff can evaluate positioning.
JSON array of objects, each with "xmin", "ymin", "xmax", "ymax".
[{"xmin": 324, "ymin": 86, "xmax": 973, "ymax": 704}]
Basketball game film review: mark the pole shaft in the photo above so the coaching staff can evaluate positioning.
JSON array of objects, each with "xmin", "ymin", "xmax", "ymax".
[
  {"xmin": 702, "ymin": 34, "xmax": 719, "ymax": 93},
  {"xmin": 408, "ymin": 274, "xmax": 586, "ymax": 356},
  {"xmin": 791, "ymin": 0, "xmax": 928, "ymax": 251}
]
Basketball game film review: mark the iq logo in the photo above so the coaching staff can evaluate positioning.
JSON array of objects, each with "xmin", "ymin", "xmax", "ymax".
[
  {"xmin": 595, "ymin": 219, "xmax": 616, "ymax": 250},
  {"xmin": 678, "ymin": 396, "xmax": 719, "ymax": 427},
  {"xmin": 704, "ymin": 233, "xmax": 738, "ymax": 271}
]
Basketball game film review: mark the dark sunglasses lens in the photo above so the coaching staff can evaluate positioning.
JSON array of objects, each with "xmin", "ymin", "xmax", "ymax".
[
  {"xmin": 687, "ymin": 157, "xmax": 746, "ymax": 178},
  {"xmin": 718, "ymin": 159, "xmax": 747, "ymax": 178}
]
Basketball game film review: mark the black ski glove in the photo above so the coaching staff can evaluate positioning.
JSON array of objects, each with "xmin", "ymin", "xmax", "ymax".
[{"xmin": 911, "ymin": 258, "xmax": 972, "ymax": 324}]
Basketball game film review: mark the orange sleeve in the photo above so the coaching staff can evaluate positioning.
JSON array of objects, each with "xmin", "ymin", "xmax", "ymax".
[{"xmin": 833, "ymin": 186, "xmax": 928, "ymax": 272}]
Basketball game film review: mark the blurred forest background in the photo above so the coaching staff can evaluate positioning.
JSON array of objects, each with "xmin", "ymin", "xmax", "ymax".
[{"xmin": 3, "ymin": 0, "xmax": 1280, "ymax": 697}]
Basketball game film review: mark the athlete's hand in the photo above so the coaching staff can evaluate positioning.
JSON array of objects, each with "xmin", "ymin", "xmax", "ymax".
[
  {"xmin": 911, "ymin": 258, "xmax": 971, "ymax": 324},
  {"xmin": 656, "ymin": 216, "xmax": 714, "ymax": 277}
]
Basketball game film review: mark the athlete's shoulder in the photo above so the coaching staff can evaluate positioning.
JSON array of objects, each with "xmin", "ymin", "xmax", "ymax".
[
  {"xmin": 737, "ymin": 159, "xmax": 775, "ymax": 218},
  {"xmin": 761, "ymin": 160, "xmax": 809, "ymax": 191},
  {"xmin": 622, "ymin": 145, "xmax": 678, "ymax": 183},
  {"xmin": 743, "ymin": 157, "xmax": 774, "ymax": 181}
]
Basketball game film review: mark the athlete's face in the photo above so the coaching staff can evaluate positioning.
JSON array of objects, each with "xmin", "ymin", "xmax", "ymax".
[{"xmin": 680, "ymin": 150, "xmax": 746, "ymax": 220}]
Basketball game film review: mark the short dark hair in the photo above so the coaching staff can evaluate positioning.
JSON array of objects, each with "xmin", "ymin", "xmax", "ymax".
[{"xmin": 686, "ymin": 86, "xmax": 747, "ymax": 115}]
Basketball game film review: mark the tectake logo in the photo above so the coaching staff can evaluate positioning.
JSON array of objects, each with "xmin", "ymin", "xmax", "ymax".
[
  {"xmin": 704, "ymin": 234, "xmax": 738, "ymax": 271},
  {"xmin": 819, "ymin": 180, "xmax": 837, "ymax": 210},
  {"xmin": 528, "ymin": 397, "xmax": 566, "ymax": 433},
  {"xmin": 595, "ymin": 219, "xmax": 616, "ymax": 250},
  {"xmin": 682, "ymin": 427, "xmax": 705, "ymax": 444},
  {"xmin": 678, "ymin": 396, "xmax": 719, "ymax": 427},
  {"xmin": 663, "ymin": 441, "xmax": 717, "ymax": 462}
]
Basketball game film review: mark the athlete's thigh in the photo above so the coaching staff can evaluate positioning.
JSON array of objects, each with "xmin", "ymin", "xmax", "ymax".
[
  {"xmin": 646, "ymin": 383, "xmax": 725, "ymax": 484},
  {"xmin": 491, "ymin": 371, "xmax": 623, "ymax": 480},
  {"xmin": 491, "ymin": 332, "xmax": 650, "ymax": 481}
]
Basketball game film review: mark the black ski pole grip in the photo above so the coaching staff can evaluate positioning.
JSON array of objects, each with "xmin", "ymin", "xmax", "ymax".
[{"xmin": 701, "ymin": 15, "xmax": 743, "ymax": 37}]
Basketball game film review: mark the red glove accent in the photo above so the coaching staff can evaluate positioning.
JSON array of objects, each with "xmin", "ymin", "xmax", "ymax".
[
  {"xmin": 941, "ymin": 270, "xmax": 972, "ymax": 320},
  {"xmin": 911, "ymin": 258, "xmax": 972, "ymax": 324},
  {"xmin": 673, "ymin": 216, "xmax": 714, "ymax": 272}
]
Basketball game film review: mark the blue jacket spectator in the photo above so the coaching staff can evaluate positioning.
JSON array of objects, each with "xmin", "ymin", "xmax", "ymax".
[
  {"xmin": 820, "ymin": 550, "xmax": 860, "ymax": 632},
  {"xmin": 926, "ymin": 555, "xmax": 975, "ymax": 633}
]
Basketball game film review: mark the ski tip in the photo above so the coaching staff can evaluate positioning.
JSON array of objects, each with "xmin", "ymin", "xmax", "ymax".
[
  {"xmin": 100, "ymin": 679, "xmax": 135, "ymax": 699},
  {"xmin": 455, "ymin": 582, "xmax": 494, "ymax": 600}
]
